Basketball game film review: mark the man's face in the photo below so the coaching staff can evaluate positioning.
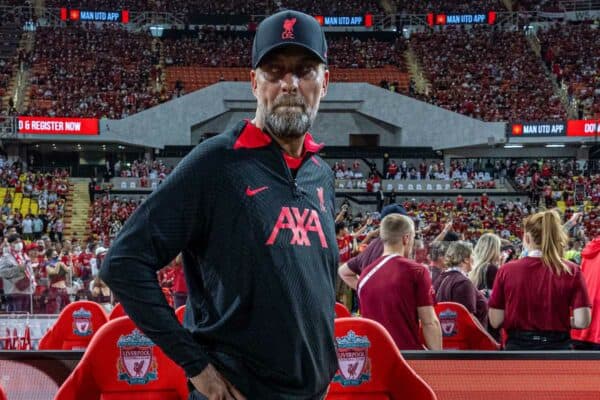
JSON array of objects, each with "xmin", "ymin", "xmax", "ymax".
[{"xmin": 251, "ymin": 46, "xmax": 329, "ymax": 139}]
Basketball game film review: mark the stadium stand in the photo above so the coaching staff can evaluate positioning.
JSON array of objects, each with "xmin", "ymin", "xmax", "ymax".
[
  {"xmin": 25, "ymin": 25, "xmax": 162, "ymax": 119},
  {"xmin": 411, "ymin": 27, "xmax": 567, "ymax": 122},
  {"xmin": 539, "ymin": 23, "xmax": 600, "ymax": 119}
]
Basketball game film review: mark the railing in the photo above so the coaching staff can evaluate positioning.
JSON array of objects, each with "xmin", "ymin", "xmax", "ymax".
[
  {"xmin": 559, "ymin": 0, "xmax": 600, "ymax": 11},
  {"xmin": 0, "ymin": 116, "xmax": 17, "ymax": 138}
]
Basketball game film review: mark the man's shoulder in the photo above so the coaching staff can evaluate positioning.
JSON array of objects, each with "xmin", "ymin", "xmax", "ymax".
[{"xmin": 179, "ymin": 122, "xmax": 245, "ymax": 166}]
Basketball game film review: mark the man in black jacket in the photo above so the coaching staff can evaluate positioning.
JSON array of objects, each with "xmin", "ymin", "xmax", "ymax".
[{"xmin": 101, "ymin": 9, "xmax": 337, "ymax": 400}]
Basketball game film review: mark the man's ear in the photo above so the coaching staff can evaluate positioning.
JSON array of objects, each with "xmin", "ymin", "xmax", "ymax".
[
  {"xmin": 250, "ymin": 69, "xmax": 258, "ymax": 98},
  {"xmin": 321, "ymin": 67, "xmax": 329, "ymax": 98}
]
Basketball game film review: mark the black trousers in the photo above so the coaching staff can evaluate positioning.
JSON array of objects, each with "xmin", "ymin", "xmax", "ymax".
[
  {"xmin": 571, "ymin": 340, "xmax": 600, "ymax": 350},
  {"xmin": 505, "ymin": 330, "xmax": 571, "ymax": 350}
]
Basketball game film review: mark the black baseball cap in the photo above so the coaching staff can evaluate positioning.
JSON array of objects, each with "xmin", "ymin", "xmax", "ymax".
[
  {"xmin": 252, "ymin": 9, "xmax": 327, "ymax": 69},
  {"xmin": 380, "ymin": 204, "xmax": 408, "ymax": 219}
]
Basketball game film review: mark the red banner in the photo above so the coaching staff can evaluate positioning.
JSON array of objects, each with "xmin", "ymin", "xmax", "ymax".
[
  {"xmin": 567, "ymin": 119, "xmax": 600, "ymax": 137},
  {"xmin": 18, "ymin": 116, "xmax": 99, "ymax": 135}
]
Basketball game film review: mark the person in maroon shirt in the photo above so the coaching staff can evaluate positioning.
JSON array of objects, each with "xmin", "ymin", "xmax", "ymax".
[
  {"xmin": 428, "ymin": 241, "xmax": 448, "ymax": 283},
  {"xmin": 338, "ymin": 204, "xmax": 408, "ymax": 290},
  {"xmin": 357, "ymin": 214, "xmax": 442, "ymax": 350},
  {"xmin": 489, "ymin": 210, "xmax": 592, "ymax": 350},
  {"xmin": 434, "ymin": 241, "xmax": 489, "ymax": 328}
]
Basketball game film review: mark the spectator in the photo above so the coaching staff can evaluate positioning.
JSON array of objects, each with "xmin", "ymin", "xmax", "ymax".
[
  {"xmin": 470, "ymin": 233, "xmax": 502, "ymax": 298},
  {"xmin": 428, "ymin": 241, "xmax": 448, "ymax": 283},
  {"xmin": 338, "ymin": 204, "xmax": 408, "ymax": 290},
  {"xmin": 0, "ymin": 234, "xmax": 34, "ymax": 312},
  {"xmin": 45, "ymin": 248, "xmax": 71, "ymax": 314},
  {"xmin": 357, "ymin": 214, "xmax": 442, "ymax": 350},
  {"xmin": 434, "ymin": 240, "xmax": 489, "ymax": 328},
  {"xmin": 489, "ymin": 210, "xmax": 592, "ymax": 349},
  {"xmin": 571, "ymin": 237, "xmax": 600, "ymax": 350}
]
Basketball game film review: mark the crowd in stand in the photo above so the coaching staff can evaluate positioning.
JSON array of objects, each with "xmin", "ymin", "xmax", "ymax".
[
  {"xmin": 0, "ymin": 161, "xmax": 75, "ymax": 315},
  {"xmin": 163, "ymin": 31, "xmax": 252, "ymax": 67},
  {"xmin": 25, "ymin": 25, "xmax": 163, "ymax": 119},
  {"xmin": 163, "ymin": 30, "xmax": 406, "ymax": 69},
  {"xmin": 539, "ymin": 23, "xmax": 600, "ymax": 119},
  {"xmin": 114, "ymin": 158, "xmax": 172, "ymax": 179},
  {"xmin": 397, "ymin": 0, "xmax": 502, "ymax": 14},
  {"xmin": 411, "ymin": 27, "xmax": 566, "ymax": 122}
]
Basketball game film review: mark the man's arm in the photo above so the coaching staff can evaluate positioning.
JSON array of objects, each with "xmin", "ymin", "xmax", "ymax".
[
  {"xmin": 432, "ymin": 220, "xmax": 453, "ymax": 243},
  {"xmin": 488, "ymin": 308, "xmax": 504, "ymax": 329},
  {"xmin": 0, "ymin": 257, "xmax": 22, "ymax": 279},
  {"xmin": 572, "ymin": 307, "xmax": 591, "ymax": 329},
  {"xmin": 100, "ymin": 145, "xmax": 212, "ymax": 379},
  {"xmin": 417, "ymin": 306, "xmax": 442, "ymax": 350},
  {"xmin": 338, "ymin": 263, "xmax": 358, "ymax": 290}
]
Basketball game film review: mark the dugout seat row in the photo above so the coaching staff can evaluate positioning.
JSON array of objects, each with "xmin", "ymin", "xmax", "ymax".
[{"xmin": 53, "ymin": 304, "xmax": 437, "ymax": 399}]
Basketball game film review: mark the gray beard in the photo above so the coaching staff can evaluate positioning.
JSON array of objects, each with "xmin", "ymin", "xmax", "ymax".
[{"xmin": 262, "ymin": 99, "xmax": 317, "ymax": 139}]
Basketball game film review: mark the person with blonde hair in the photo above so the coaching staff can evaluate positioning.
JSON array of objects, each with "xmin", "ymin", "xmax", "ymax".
[
  {"xmin": 358, "ymin": 214, "xmax": 442, "ymax": 350},
  {"xmin": 434, "ymin": 240, "xmax": 489, "ymax": 327},
  {"xmin": 489, "ymin": 210, "xmax": 591, "ymax": 350},
  {"xmin": 470, "ymin": 233, "xmax": 502, "ymax": 298}
]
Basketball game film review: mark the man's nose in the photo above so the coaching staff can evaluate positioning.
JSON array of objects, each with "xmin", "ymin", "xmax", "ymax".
[{"xmin": 279, "ymin": 72, "xmax": 300, "ymax": 94}]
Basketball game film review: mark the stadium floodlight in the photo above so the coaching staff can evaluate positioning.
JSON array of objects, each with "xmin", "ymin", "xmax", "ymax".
[
  {"xmin": 504, "ymin": 144, "xmax": 523, "ymax": 148},
  {"xmin": 545, "ymin": 144, "xmax": 565, "ymax": 148}
]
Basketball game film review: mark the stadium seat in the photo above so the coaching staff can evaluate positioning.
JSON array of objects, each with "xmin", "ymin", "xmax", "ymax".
[
  {"xmin": 327, "ymin": 318, "xmax": 437, "ymax": 400},
  {"xmin": 38, "ymin": 301, "xmax": 108, "ymax": 350},
  {"xmin": 0, "ymin": 383, "xmax": 6, "ymax": 400},
  {"xmin": 435, "ymin": 184, "xmax": 442, "ymax": 190},
  {"xmin": 386, "ymin": 183, "xmax": 393, "ymax": 191},
  {"xmin": 416, "ymin": 184, "xmax": 423, "ymax": 191},
  {"xmin": 335, "ymin": 302, "xmax": 351, "ymax": 318},
  {"xmin": 426, "ymin": 184, "xmax": 433, "ymax": 191},
  {"xmin": 108, "ymin": 303, "xmax": 126, "ymax": 320},
  {"xmin": 120, "ymin": 181, "xmax": 127, "ymax": 189},
  {"xmin": 54, "ymin": 316, "xmax": 189, "ymax": 400},
  {"xmin": 408, "ymin": 184, "xmax": 414, "ymax": 191},
  {"xmin": 397, "ymin": 184, "xmax": 404, "ymax": 191},
  {"xmin": 434, "ymin": 302, "xmax": 500, "ymax": 350}
]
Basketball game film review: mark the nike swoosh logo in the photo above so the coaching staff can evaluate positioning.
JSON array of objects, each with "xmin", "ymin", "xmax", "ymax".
[{"xmin": 245, "ymin": 186, "xmax": 269, "ymax": 196}]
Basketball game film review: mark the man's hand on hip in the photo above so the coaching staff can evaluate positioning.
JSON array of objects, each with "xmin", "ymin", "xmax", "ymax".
[{"xmin": 190, "ymin": 363, "xmax": 246, "ymax": 400}]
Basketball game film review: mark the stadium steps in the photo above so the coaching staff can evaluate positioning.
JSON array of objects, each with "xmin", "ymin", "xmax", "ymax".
[
  {"xmin": 12, "ymin": 32, "xmax": 35, "ymax": 114},
  {"xmin": 0, "ymin": 27, "xmax": 26, "ymax": 112},
  {"xmin": 63, "ymin": 180, "xmax": 90, "ymax": 240},
  {"xmin": 526, "ymin": 31, "xmax": 574, "ymax": 119},
  {"xmin": 404, "ymin": 46, "xmax": 430, "ymax": 95}
]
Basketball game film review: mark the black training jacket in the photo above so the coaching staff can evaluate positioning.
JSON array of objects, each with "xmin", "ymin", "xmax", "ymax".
[{"xmin": 101, "ymin": 120, "xmax": 339, "ymax": 399}]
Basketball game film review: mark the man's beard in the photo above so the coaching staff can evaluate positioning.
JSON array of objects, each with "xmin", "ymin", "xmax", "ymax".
[{"xmin": 262, "ymin": 95, "xmax": 317, "ymax": 139}]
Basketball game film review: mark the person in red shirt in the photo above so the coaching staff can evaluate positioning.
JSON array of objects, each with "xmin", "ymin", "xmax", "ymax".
[
  {"xmin": 489, "ymin": 210, "xmax": 591, "ymax": 350},
  {"xmin": 357, "ymin": 214, "xmax": 442, "ymax": 350},
  {"xmin": 336, "ymin": 221, "xmax": 354, "ymax": 309},
  {"xmin": 386, "ymin": 160, "xmax": 399, "ymax": 179},
  {"xmin": 170, "ymin": 254, "xmax": 188, "ymax": 309},
  {"xmin": 571, "ymin": 237, "xmax": 600, "ymax": 350}
]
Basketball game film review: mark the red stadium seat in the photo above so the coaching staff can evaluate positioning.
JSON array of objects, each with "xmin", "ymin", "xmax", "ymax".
[
  {"xmin": 38, "ymin": 301, "xmax": 108, "ymax": 350},
  {"xmin": 0, "ymin": 383, "xmax": 6, "ymax": 400},
  {"xmin": 434, "ymin": 302, "xmax": 500, "ymax": 350},
  {"xmin": 327, "ymin": 317, "xmax": 437, "ymax": 400},
  {"xmin": 55, "ymin": 316, "xmax": 188, "ymax": 400},
  {"xmin": 175, "ymin": 305, "xmax": 185, "ymax": 323},
  {"xmin": 108, "ymin": 303, "xmax": 126, "ymax": 320},
  {"xmin": 335, "ymin": 302, "xmax": 351, "ymax": 318}
]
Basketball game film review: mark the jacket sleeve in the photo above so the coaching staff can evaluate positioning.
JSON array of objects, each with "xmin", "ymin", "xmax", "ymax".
[
  {"xmin": 100, "ymin": 144, "xmax": 214, "ymax": 378},
  {"xmin": 0, "ymin": 256, "xmax": 22, "ymax": 280}
]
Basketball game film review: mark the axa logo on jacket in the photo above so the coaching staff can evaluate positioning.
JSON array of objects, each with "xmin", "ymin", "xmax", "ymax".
[{"xmin": 266, "ymin": 206, "xmax": 328, "ymax": 248}]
